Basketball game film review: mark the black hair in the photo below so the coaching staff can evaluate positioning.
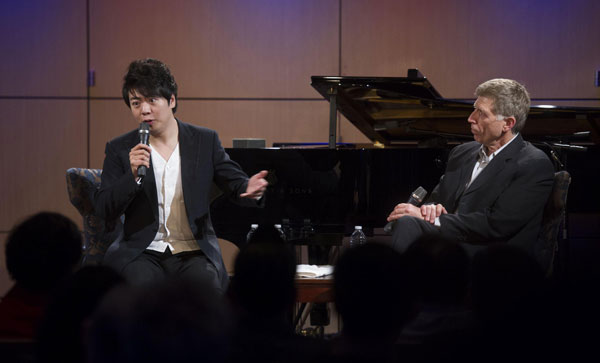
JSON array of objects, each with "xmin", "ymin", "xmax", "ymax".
[
  {"xmin": 5, "ymin": 212, "xmax": 82, "ymax": 291},
  {"xmin": 122, "ymin": 58, "xmax": 178, "ymax": 113}
]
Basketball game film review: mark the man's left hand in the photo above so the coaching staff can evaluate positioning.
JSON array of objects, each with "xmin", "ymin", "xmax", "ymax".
[
  {"xmin": 240, "ymin": 170, "xmax": 269, "ymax": 199},
  {"xmin": 421, "ymin": 203, "xmax": 447, "ymax": 224}
]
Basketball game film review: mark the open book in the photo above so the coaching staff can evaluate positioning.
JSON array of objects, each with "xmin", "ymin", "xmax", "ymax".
[{"xmin": 296, "ymin": 264, "xmax": 334, "ymax": 278}]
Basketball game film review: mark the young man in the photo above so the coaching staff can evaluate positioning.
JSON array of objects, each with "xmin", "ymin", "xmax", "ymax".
[
  {"xmin": 387, "ymin": 79, "xmax": 555, "ymax": 258},
  {"xmin": 95, "ymin": 58, "xmax": 267, "ymax": 291}
]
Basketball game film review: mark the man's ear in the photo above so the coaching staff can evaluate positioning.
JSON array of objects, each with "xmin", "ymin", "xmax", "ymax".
[
  {"xmin": 503, "ymin": 116, "xmax": 516, "ymax": 132},
  {"xmin": 169, "ymin": 95, "xmax": 176, "ymax": 110}
]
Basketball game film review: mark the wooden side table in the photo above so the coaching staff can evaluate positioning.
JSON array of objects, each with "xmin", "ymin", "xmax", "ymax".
[{"xmin": 294, "ymin": 276, "xmax": 334, "ymax": 333}]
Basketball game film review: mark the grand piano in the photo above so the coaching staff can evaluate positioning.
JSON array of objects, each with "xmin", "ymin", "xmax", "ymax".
[{"xmin": 210, "ymin": 70, "xmax": 600, "ymax": 249}]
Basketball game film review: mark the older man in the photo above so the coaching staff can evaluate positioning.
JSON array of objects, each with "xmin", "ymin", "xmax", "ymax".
[{"xmin": 387, "ymin": 79, "xmax": 554, "ymax": 257}]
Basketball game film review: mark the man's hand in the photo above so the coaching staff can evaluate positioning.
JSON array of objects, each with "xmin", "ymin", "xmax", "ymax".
[
  {"xmin": 387, "ymin": 202, "xmax": 447, "ymax": 225},
  {"xmin": 129, "ymin": 143, "xmax": 151, "ymax": 179},
  {"xmin": 240, "ymin": 170, "xmax": 268, "ymax": 199},
  {"xmin": 387, "ymin": 203, "xmax": 423, "ymax": 222},
  {"xmin": 420, "ymin": 203, "xmax": 447, "ymax": 224}
]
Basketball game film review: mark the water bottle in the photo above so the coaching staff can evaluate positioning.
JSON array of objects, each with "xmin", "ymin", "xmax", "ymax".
[
  {"xmin": 274, "ymin": 224, "xmax": 287, "ymax": 242},
  {"xmin": 349, "ymin": 226, "xmax": 367, "ymax": 247},
  {"xmin": 281, "ymin": 218, "xmax": 292, "ymax": 241},
  {"xmin": 300, "ymin": 219, "xmax": 315, "ymax": 242},
  {"xmin": 246, "ymin": 223, "xmax": 259, "ymax": 243}
]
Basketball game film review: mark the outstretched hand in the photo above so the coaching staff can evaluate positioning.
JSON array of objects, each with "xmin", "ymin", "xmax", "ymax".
[{"xmin": 240, "ymin": 170, "xmax": 269, "ymax": 199}]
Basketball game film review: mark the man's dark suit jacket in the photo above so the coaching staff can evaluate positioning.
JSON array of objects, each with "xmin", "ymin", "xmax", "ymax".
[
  {"xmin": 94, "ymin": 120, "xmax": 253, "ymax": 289},
  {"xmin": 393, "ymin": 134, "xmax": 555, "ymax": 258},
  {"xmin": 429, "ymin": 134, "xmax": 555, "ymax": 255}
]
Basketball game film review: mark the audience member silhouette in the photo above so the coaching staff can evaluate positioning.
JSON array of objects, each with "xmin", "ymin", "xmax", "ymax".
[
  {"xmin": 398, "ymin": 234, "xmax": 474, "ymax": 361},
  {"xmin": 332, "ymin": 242, "xmax": 413, "ymax": 363},
  {"xmin": 0, "ymin": 212, "xmax": 82, "ymax": 339},
  {"xmin": 467, "ymin": 244, "xmax": 548, "ymax": 363},
  {"xmin": 36, "ymin": 265, "xmax": 125, "ymax": 363},
  {"xmin": 541, "ymin": 275, "xmax": 600, "ymax": 362},
  {"xmin": 86, "ymin": 277, "xmax": 231, "ymax": 363},
  {"xmin": 227, "ymin": 225, "xmax": 328, "ymax": 362}
]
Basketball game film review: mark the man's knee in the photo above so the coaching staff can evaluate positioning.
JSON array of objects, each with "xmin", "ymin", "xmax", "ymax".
[
  {"xmin": 122, "ymin": 256, "xmax": 164, "ymax": 286},
  {"xmin": 178, "ymin": 254, "xmax": 222, "ymax": 293},
  {"xmin": 391, "ymin": 216, "xmax": 435, "ymax": 253}
]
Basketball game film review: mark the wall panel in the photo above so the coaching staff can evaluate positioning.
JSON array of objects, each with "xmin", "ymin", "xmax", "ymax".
[
  {"xmin": 89, "ymin": 0, "xmax": 339, "ymax": 98},
  {"xmin": 0, "ymin": 100, "xmax": 87, "ymax": 231},
  {"xmin": 342, "ymin": 0, "xmax": 600, "ymax": 99},
  {"xmin": 0, "ymin": 0, "xmax": 87, "ymax": 97}
]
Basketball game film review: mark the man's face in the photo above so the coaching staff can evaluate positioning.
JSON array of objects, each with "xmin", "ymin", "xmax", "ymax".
[
  {"xmin": 128, "ymin": 90, "xmax": 176, "ymax": 135},
  {"xmin": 468, "ymin": 96, "xmax": 508, "ymax": 147}
]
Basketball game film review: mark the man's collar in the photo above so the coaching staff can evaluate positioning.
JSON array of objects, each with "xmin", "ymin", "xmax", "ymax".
[{"xmin": 481, "ymin": 132, "xmax": 519, "ymax": 157}]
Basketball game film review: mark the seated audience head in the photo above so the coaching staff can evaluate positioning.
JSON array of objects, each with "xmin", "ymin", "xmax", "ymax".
[
  {"xmin": 334, "ymin": 242, "xmax": 412, "ymax": 340},
  {"xmin": 230, "ymin": 225, "xmax": 296, "ymax": 318},
  {"xmin": 470, "ymin": 244, "xmax": 545, "ymax": 323},
  {"xmin": 87, "ymin": 278, "xmax": 230, "ymax": 363},
  {"xmin": 403, "ymin": 233, "xmax": 470, "ymax": 305},
  {"xmin": 37, "ymin": 265, "xmax": 125, "ymax": 363},
  {"xmin": 5, "ymin": 212, "xmax": 82, "ymax": 291},
  {"xmin": 122, "ymin": 58, "xmax": 178, "ymax": 113}
]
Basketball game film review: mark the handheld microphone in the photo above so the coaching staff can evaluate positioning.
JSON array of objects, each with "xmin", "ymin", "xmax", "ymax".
[
  {"xmin": 384, "ymin": 186, "xmax": 428, "ymax": 234},
  {"xmin": 137, "ymin": 122, "xmax": 150, "ymax": 178}
]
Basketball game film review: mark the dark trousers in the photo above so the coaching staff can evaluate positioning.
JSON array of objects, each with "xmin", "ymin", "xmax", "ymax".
[
  {"xmin": 391, "ymin": 216, "xmax": 440, "ymax": 252},
  {"xmin": 121, "ymin": 249, "xmax": 221, "ymax": 292},
  {"xmin": 390, "ymin": 216, "xmax": 485, "ymax": 257}
]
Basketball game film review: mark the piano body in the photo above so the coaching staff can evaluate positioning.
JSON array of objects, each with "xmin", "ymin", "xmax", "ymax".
[{"xmin": 210, "ymin": 70, "xmax": 600, "ymax": 249}]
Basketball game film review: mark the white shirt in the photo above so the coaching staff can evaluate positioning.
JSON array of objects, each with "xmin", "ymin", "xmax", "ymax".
[{"xmin": 146, "ymin": 143, "xmax": 199, "ymax": 254}]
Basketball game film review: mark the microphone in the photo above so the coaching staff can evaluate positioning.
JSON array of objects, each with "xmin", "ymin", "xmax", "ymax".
[
  {"xmin": 137, "ymin": 122, "xmax": 150, "ymax": 178},
  {"xmin": 384, "ymin": 186, "xmax": 428, "ymax": 234}
]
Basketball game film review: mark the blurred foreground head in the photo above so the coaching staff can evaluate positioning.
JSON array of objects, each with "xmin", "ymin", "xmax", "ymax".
[
  {"xmin": 6, "ymin": 212, "xmax": 82, "ymax": 290},
  {"xmin": 87, "ymin": 278, "xmax": 231, "ymax": 363},
  {"xmin": 334, "ymin": 242, "xmax": 413, "ymax": 339},
  {"xmin": 230, "ymin": 225, "xmax": 296, "ymax": 317}
]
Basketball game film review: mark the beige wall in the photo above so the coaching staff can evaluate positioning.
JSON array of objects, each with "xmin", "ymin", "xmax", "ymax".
[{"xmin": 2, "ymin": 0, "xmax": 599, "ymax": 295}]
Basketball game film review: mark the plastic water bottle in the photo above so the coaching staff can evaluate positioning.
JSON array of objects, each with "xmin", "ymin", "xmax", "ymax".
[
  {"xmin": 246, "ymin": 223, "xmax": 259, "ymax": 243},
  {"xmin": 274, "ymin": 224, "xmax": 287, "ymax": 242},
  {"xmin": 349, "ymin": 226, "xmax": 367, "ymax": 247},
  {"xmin": 300, "ymin": 219, "xmax": 315, "ymax": 242},
  {"xmin": 281, "ymin": 218, "xmax": 292, "ymax": 241}
]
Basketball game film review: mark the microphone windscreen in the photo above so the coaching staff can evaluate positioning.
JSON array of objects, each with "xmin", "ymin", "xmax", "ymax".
[{"xmin": 409, "ymin": 186, "xmax": 428, "ymax": 205}]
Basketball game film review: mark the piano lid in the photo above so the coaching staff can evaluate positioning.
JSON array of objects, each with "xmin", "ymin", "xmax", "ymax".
[{"xmin": 311, "ymin": 70, "xmax": 600, "ymax": 146}]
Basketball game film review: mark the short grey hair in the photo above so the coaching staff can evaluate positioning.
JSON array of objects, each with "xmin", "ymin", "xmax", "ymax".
[{"xmin": 475, "ymin": 79, "xmax": 530, "ymax": 134}]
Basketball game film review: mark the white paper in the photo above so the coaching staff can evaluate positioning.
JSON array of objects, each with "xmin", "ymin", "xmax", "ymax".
[{"xmin": 296, "ymin": 264, "xmax": 334, "ymax": 278}]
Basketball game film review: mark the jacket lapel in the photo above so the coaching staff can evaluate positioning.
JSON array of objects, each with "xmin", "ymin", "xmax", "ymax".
[
  {"xmin": 177, "ymin": 120, "xmax": 200, "ymax": 217},
  {"xmin": 463, "ymin": 134, "xmax": 524, "ymax": 196},
  {"xmin": 137, "ymin": 134, "xmax": 158, "ymax": 221},
  {"xmin": 455, "ymin": 149, "xmax": 479, "ymax": 199}
]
